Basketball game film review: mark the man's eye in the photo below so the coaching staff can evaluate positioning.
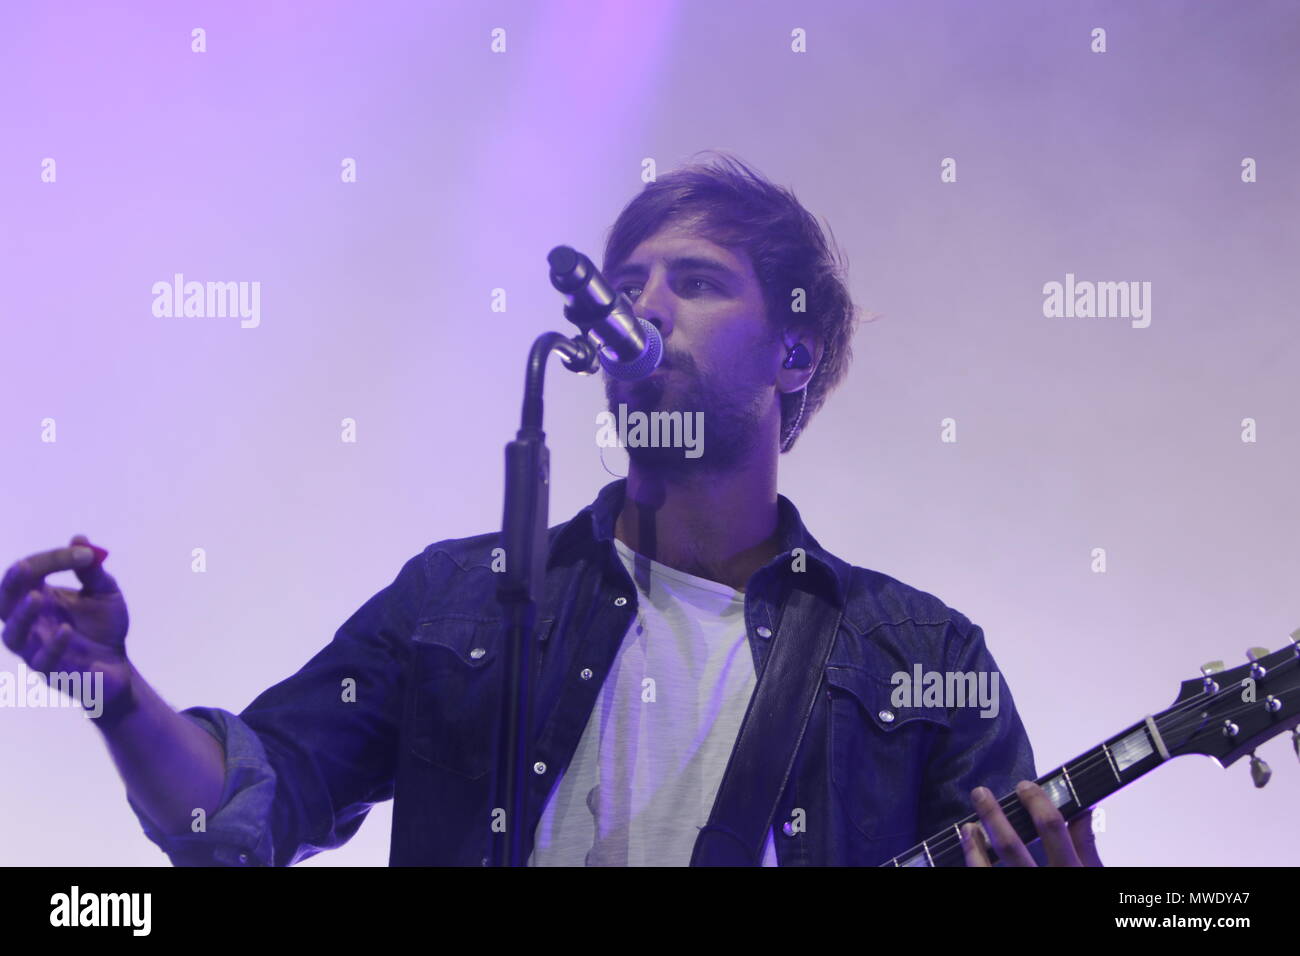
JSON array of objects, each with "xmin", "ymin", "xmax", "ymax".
[{"xmin": 620, "ymin": 279, "xmax": 713, "ymax": 299}]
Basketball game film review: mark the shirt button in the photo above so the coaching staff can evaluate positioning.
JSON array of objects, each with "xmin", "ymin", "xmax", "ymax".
[
  {"xmin": 533, "ymin": 761, "xmax": 547, "ymax": 775},
  {"xmin": 878, "ymin": 709, "xmax": 895, "ymax": 722},
  {"xmin": 469, "ymin": 647, "xmax": 486, "ymax": 660},
  {"xmin": 614, "ymin": 596, "xmax": 628, "ymax": 607},
  {"xmin": 755, "ymin": 626, "xmax": 773, "ymax": 639},
  {"xmin": 580, "ymin": 668, "xmax": 594, "ymax": 681}
]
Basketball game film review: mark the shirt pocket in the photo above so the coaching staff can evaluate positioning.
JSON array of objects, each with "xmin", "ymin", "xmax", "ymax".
[
  {"xmin": 408, "ymin": 615, "xmax": 503, "ymax": 780},
  {"xmin": 407, "ymin": 613, "xmax": 556, "ymax": 780},
  {"xmin": 825, "ymin": 663, "xmax": 951, "ymax": 841}
]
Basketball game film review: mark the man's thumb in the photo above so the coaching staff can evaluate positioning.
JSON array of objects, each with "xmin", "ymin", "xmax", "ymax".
[{"xmin": 69, "ymin": 534, "xmax": 115, "ymax": 594}]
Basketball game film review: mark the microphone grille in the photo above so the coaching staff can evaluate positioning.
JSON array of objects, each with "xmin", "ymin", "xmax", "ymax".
[{"xmin": 599, "ymin": 318, "xmax": 663, "ymax": 381}]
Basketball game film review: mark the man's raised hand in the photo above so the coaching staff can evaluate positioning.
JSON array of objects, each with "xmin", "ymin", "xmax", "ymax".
[{"xmin": 1, "ymin": 534, "xmax": 132, "ymax": 712}]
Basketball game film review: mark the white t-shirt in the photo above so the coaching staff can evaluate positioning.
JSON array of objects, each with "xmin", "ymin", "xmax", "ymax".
[{"xmin": 528, "ymin": 538, "xmax": 779, "ymax": 866}]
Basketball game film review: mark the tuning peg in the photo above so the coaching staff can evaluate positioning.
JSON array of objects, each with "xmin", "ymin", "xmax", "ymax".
[
  {"xmin": 1200, "ymin": 661, "xmax": 1223, "ymax": 692},
  {"xmin": 1246, "ymin": 648, "xmax": 1270, "ymax": 679},
  {"xmin": 1249, "ymin": 752, "xmax": 1271, "ymax": 787}
]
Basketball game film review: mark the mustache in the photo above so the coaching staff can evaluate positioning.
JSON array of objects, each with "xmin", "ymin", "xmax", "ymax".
[
  {"xmin": 603, "ymin": 351, "xmax": 693, "ymax": 391},
  {"xmin": 657, "ymin": 351, "xmax": 693, "ymax": 373}
]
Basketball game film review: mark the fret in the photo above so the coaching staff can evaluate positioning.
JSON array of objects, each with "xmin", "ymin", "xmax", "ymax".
[
  {"xmin": 1066, "ymin": 745, "xmax": 1119, "ymax": 807},
  {"xmin": 931, "ymin": 830, "xmax": 967, "ymax": 867},
  {"xmin": 1059, "ymin": 764, "xmax": 1080, "ymax": 804},
  {"xmin": 898, "ymin": 845, "xmax": 930, "ymax": 866},
  {"xmin": 1040, "ymin": 772, "xmax": 1072, "ymax": 809},
  {"xmin": 1109, "ymin": 726, "xmax": 1154, "ymax": 772},
  {"xmin": 1100, "ymin": 741, "xmax": 1122, "ymax": 782},
  {"xmin": 1104, "ymin": 724, "xmax": 1166, "ymax": 786}
]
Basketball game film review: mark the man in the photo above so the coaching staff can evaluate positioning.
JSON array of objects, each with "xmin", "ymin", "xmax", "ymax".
[{"xmin": 1, "ymin": 152, "xmax": 1101, "ymax": 866}]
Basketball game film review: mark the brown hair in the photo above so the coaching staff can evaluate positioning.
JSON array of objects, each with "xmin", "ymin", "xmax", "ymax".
[{"xmin": 601, "ymin": 150, "xmax": 861, "ymax": 451}]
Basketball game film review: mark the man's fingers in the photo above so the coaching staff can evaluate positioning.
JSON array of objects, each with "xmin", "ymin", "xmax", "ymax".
[
  {"xmin": 0, "ymin": 544, "xmax": 98, "ymax": 619},
  {"xmin": 971, "ymin": 786, "xmax": 1037, "ymax": 866},
  {"xmin": 1070, "ymin": 811, "xmax": 1104, "ymax": 867},
  {"xmin": 36, "ymin": 628, "xmax": 100, "ymax": 676},
  {"xmin": 960, "ymin": 822, "xmax": 993, "ymax": 867},
  {"xmin": 1016, "ymin": 781, "xmax": 1080, "ymax": 867},
  {"xmin": 30, "ymin": 621, "xmax": 76, "ymax": 675},
  {"xmin": 2, "ymin": 591, "xmax": 44, "ymax": 654}
]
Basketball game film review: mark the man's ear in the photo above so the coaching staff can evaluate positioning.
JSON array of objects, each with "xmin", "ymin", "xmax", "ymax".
[{"xmin": 777, "ymin": 331, "xmax": 823, "ymax": 393}]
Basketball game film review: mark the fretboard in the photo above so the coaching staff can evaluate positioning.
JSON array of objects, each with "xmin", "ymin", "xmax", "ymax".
[{"xmin": 879, "ymin": 715, "xmax": 1170, "ymax": 866}]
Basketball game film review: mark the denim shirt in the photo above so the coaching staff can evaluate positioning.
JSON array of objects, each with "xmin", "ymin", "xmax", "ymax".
[{"xmin": 128, "ymin": 478, "xmax": 1040, "ymax": 866}]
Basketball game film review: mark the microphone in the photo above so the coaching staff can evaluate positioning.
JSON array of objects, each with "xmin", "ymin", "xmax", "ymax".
[{"xmin": 548, "ymin": 245, "xmax": 663, "ymax": 381}]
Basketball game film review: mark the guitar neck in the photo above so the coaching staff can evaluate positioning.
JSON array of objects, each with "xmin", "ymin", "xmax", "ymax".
[
  {"xmin": 880, "ymin": 715, "xmax": 1168, "ymax": 867},
  {"xmin": 877, "ymin": 638, "xmax": 1300, "ymax": 865}
]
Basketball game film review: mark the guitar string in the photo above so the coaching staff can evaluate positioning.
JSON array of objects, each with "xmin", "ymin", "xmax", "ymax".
[
  {"xmin": 917, "ymin": 665, "xmax": 1300, "ymax": 864},
  {"xmin": 884, "ymin": 652, "xmax": 1299, "ymax": 865},
  {"xmin": 1028, "ymin": 652, "xmax": 1298, "ymax": 791},
  {"xmin": 901, "ymin": 669, "xmax": 1298, "ymax": 865}
]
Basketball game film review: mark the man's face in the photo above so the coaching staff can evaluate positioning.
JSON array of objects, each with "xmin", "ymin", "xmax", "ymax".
[{"xmin": 603, "ymin": 217, "xmax": 781, "ymax": 474}]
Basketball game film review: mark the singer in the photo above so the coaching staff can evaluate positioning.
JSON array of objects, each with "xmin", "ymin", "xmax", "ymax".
[{"xmin": 2, "ymin": 152, "xmax": 1100, "ymax": 867}]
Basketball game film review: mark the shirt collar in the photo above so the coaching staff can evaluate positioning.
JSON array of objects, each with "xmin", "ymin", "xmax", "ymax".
[{"xmin": 549, "ymin": 478, "xmax": 849, "ymax": 606}]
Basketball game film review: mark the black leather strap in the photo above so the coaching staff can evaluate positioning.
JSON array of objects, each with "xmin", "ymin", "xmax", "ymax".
[{"xmin": 690, "ymin": 581, "xmax": 844, "ymax": 866}]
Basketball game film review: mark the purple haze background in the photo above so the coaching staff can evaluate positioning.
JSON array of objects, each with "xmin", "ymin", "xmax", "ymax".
[{"xmin": 2, "ymin": 0, "xmax": 1297, "ymax": 866}]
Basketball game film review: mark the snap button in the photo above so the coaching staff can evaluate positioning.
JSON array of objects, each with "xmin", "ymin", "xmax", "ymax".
[
  {"xmin": 469, "ymin": 647, "xmax": 486, "ymax": 660},
  {"xmin": 782, "ymin": 821, "xmax": 795, "ymax": 837},
  {"xmin": 533, "ymin": 761, "xmax": 547, "ymax": 775},
  {"xmin": 580, "ymin": 668, "xmax": 594, "ymax": 680},
  {"xmin": 756, "ymin": 626, "xmax": 773, "ymax": 639},
  {"xmin": 238, "ymin": 853, "xmax": 248, "ymax": 864},
  {"xmin": 878, "ymin": 709, "xmax": 895, "ymax": 722},
  {"xmin": 614, "ymin": 596, "xmax": 628, "ymax": 607}
]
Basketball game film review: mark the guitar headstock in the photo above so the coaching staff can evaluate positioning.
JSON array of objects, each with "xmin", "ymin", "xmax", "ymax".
[{"xmin": 1158, "ymin": 631, "xmax": 1300, "ymax": 772}]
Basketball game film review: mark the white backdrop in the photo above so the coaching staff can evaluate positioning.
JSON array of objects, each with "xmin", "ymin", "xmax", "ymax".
[{"xmin": 2, "ymin": 0, "xmax": 1296, "ymax": 866}]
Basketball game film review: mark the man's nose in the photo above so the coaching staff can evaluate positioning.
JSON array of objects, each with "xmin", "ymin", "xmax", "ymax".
[{"xmin": 632, "ymin": 277, "xmax": 674, "ymax": 341}]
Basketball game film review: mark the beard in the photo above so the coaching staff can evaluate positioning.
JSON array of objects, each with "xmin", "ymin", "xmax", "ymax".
[{"xmin": 603, "ymin": 349, "xmax": 766, "ymax": 479}]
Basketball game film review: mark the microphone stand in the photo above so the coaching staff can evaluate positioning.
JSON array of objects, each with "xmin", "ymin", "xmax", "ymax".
[{"xmin": 491, "ymin": 330, "xmax": 598, "ymax": 867}]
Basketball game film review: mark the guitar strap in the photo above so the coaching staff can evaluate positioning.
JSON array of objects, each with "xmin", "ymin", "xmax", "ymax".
[{"xmin": 690, "ymin": 579, "xmax": 844, "ymax": 866}]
